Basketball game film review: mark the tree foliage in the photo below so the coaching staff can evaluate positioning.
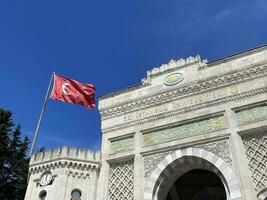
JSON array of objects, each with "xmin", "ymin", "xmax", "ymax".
[{"xmin": 0, "ymin": 108, "xmax": 30, "ymax": 200}]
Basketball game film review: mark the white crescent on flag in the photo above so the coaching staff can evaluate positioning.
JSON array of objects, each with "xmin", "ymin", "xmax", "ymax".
[{"xmin": 62, "ymin": 83, "xmax": 71, "ymax": 95}]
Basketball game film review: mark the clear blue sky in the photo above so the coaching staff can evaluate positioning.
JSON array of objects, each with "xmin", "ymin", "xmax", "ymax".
[{"xmin": 1, "ymin": 0, "xmax": 267, "ymax": 153}]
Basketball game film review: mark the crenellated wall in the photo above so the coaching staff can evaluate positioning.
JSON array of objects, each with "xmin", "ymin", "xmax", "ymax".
[
  {"xmin": 30, "ymin": 146, "xmax": 101, "ymax": 166},
  {"xmin": 25, "ymin": 146, "xmax": 101, "ymax": 200}
]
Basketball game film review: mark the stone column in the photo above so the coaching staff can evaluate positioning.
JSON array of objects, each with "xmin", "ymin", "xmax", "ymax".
[
  {"xmin": 134, "ymin": 130, "xmax": 142, "ymax": 200},
  {"xmin": 96, "ymin": 133, "xmax": 109, "ymax": 200}
]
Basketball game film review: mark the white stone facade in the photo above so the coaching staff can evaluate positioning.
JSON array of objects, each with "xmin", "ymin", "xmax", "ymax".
[
  {"xmin": 25, "ymin": 45, "xmax": 267, "ymax": 200},
  {"xmin": 24, "ymin": 147, "xmax": 100, "ymax": 200}
]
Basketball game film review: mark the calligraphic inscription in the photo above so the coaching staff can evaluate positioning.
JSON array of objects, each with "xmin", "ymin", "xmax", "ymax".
[
  {"xmin": 236, "ymin": 104, "xmax": 267, "ymax": 126},
  {"xmin": 110, "ymin": 137, "xmax": 134, "ymax": 154},
  {"xmin": 124, "ymin": 105, "xmax": 168, "ymax": 123},
  {"xmin": 143, "ymin": 115, "xmax": 226, "ymax": 146},
  {"xmin": 124, "ymin": 86, "xmax": 239, "ymax": 123}
]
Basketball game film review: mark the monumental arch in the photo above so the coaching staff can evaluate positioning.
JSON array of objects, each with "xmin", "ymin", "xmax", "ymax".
[{"xmin": 25, "ymin": 45, "xmax": 267, "ymax": 200}]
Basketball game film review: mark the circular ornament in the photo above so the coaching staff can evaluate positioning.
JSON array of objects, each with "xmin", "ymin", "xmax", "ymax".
[
  {"xmin": 229, "ymin": 85, "xmax": 239, "ymax": 94},
  {"xmin": 164, "ymin": 72, "xmax": 184, "ymax": 86}
]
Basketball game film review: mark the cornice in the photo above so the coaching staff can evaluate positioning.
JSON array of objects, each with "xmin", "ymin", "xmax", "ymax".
[
  {"xmin": 102, "ymin": 87, "xmax": 267, "ymax": 133},
  {"xmin": 100, "ymin": 64, "xmax": 267, "ymax": 119},
  {"xmin": 29, "ymin": 159, "xmax": 101, "ymax": 174}
]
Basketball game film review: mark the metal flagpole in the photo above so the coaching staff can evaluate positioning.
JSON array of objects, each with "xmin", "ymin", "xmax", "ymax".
[{"xmin": 29, "ymin": 72, "xmax": 55, "ymax": 157}]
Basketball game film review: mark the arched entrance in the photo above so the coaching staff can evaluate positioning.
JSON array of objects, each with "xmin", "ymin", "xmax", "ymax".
[
  {"xmin": 165, "ymin": 169, "xmax": 226, "ymax": 200},
  {"xmin": 144, "ymin": 147, "xmax": 242, "ymax": 200}
]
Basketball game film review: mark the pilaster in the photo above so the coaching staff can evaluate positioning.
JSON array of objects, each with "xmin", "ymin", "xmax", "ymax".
[{"xmin": 226, "ymin": 108, "xmax": 257, "ymax": 199}]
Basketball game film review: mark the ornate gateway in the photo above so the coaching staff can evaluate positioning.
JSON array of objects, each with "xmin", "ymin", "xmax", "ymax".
[{"xmin": 25, "ymin": 45, "xmax": 267, "ymax": 200}]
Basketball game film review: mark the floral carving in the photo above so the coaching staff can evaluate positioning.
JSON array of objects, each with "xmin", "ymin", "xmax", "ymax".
[
  {"xmin": 110, "ymin": 137, "xmax": 134, "ymax": 154},
  {"xmin": 236, "ymin": 104, "xmax": 267, "ymax": 126},
  {"xmin": 143, "ymin": 116, "xmax": 226, "ymax": 146}
]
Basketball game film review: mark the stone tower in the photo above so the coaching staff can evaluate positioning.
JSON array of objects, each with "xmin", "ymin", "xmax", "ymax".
[{"xmin": 24, "ymin": 146, "xmax": 100, "ymax": 200}]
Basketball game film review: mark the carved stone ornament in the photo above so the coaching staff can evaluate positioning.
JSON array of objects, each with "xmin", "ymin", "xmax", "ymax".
[
  {"xmin": 143, "ymin": 139, "xmax": 232, "ymax": 179},
  {"xmin": 145, "ymin": 55, "xmax": 205, "ymax": 78},
  {"xmin": 108, "ymin": 160, "xmax": 134, "ymax": 200},
  {"xmin": 103, "ymin": 87, "xmax": 267, "ymax": 134},
  {"xmin": 110, "ymin": 137, "xmax": 134, "ymax": 154},
  {"xmin": 163, "ymin": 72, "xmax": 184, "ymax": 86},
  {"xmin": 143, "ymin": 115, "xmax": 226, "ymax": 146},
  {"xmin": 196, "ymin": 140, "xmax": 233, "ymax": 165},
  {"xmin": 67, "ymin": 171, "xmax": 90, "ymax": 180},
  {"xmin": 143, "ymin": 150, "xmax": 173, "ymax": 179},
  {"xmin": 236, "ymin": 104, "xmax": 267, "ymax": 126},
  {"xmin": 100, "ymin": 64, "xmax": 267, "ymax": 119},
  {"xmin": 242, "ymin": 132, "xmax": 267, "ymax": 192}
]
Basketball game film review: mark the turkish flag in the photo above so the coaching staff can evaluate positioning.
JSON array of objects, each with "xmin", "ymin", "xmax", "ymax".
[{"xmin": 50, "ymin": 74, "xmax": 95, "ymax": 109}]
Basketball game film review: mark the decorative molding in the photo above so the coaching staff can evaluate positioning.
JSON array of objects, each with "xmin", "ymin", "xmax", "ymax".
[
  {"xmin": 143, "ymin": 139, "xmax": 232, "ymax": 179},
  {"xmin": 144, "ymin": 55, "xmax": 206, "ymax": 79},
  {"xmin": 102, "ymin": 87, "xmax": 267, "ymax": 133},
  {"xmin": 144, "ymin": 147, "xmax": 241, "ymax": 200},
  {"xmin": 236, "ymin": 104, "xmax": 267, "ymax": 126},
  {"xmin": 143, "ymin": 150, "xmax": 174, "ymax": 179},
  {"xmin": 143, "ymin": 116, "xmax": 226, "ymax": 146},
  {"xmin": 242, "ymin": 132, "xmax": 267, "ymax": 192},
  {"xmin": 163, "ymin": 72, "xmax": 184, "ymax": 86},
  {"xmin": 30, "ymin": 146, "xmax": 101, "ymax": 166},
  {"xmin": 110, "ymin": 137, "xmax": 134, "ymax": 154},
  {"xmin": 29, "ymin": 160, "xmax": 100, "ymax": 174},
  {"xmin": 68, "ymin": 171, "xmax": 90, "ymax": 179},
  {"xmin": 196, "ymin": 140, "xmax": 232, "ymax": 165},
  {"xmin": 100, "ymin": 64, "xmax": 267, "ymax": 119},
  {"xmin": 108, "ymin": 160, "xmax": 134, "ymax": 200}
]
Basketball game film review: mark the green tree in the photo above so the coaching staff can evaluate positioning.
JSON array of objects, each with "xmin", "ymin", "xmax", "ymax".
[{"xmin": 0, "ymin": 108, "xmax": 30, "ymax": 200}]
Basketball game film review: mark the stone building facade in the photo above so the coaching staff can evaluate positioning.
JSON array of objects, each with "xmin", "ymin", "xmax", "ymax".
[{"xmin": 25, "ymin": 45, "xmax": 267, "ymax": 200}]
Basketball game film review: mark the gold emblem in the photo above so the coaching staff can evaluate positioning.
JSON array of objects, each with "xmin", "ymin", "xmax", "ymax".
[
  {"xmin": 229, "ymin": 86, "xmax": 239, "ymax": 94},
  {"xmin": 164, "ymin": 72, "xmax": 184, "ymax": 86}
]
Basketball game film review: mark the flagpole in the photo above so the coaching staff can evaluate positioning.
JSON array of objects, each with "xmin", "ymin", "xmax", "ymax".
[{"xmin": 29, "ymin": 72, "xmax": 55, "ymax": 157}]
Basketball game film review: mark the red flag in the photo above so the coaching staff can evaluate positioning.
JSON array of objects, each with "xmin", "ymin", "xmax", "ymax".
[{"xmin": 50, "ymin": 74, "xmax": 95, "ymax": 109}]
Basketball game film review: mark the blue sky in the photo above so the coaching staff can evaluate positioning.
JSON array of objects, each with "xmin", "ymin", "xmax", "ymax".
[{"xmin": 0, "ymin": 0, "xmax": 267, "ymax": 153}]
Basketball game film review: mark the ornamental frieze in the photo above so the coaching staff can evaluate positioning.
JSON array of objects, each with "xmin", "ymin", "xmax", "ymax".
[
  {"xmin": 102, "ymin": 87, "xmax": 267, "ymax": 133},
  {"xmin": 100, "ymin": 64, "xmax": 267, "ymax": 119},
  {"xmin": 123, "ymin": 85, "xmax": 237, "ymax": 123},
  {"xmin": 235, "ymin": 104, "xmax": 267, "ymax": 126},
  {"xmin": 110, "ymin": 137, "xmax": 134, "ymax": 154},
  {"xmin": 143, "ymin": 115, "xmax": 226, "ymax": 146}
]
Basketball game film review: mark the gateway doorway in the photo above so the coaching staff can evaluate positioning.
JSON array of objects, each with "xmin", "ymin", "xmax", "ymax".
[{"xmin": 165, "ymin": 169, "xmax": 226, "ymax": 200}]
